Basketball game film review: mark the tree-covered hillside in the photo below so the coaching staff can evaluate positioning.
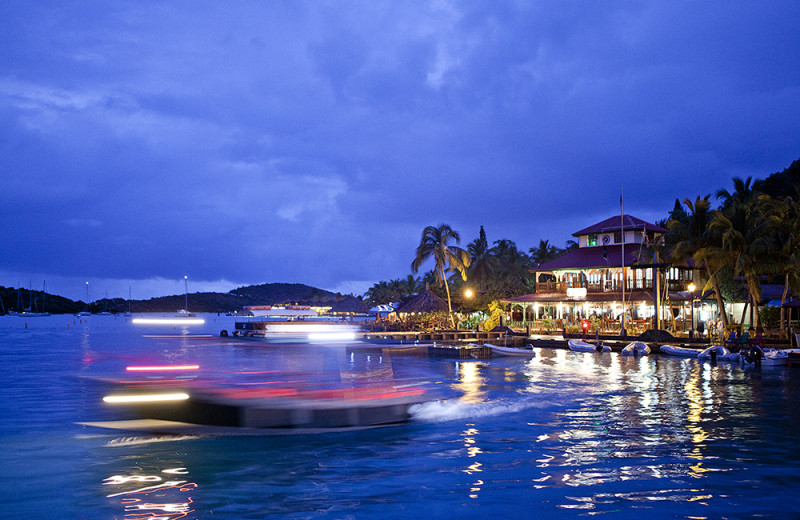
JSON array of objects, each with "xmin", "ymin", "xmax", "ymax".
[{"xmin": 0, "ymin": 283, "xmax": 340, "ymax": 315}]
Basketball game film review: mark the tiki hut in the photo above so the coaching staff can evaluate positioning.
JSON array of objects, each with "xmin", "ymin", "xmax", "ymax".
[
  {"xmin": 395, "ymin": 289, "xmax": 448, "ymax": 314},
  {"xmin": 329, "ymin": 295, "xmax": 369, "ymax": 315}
]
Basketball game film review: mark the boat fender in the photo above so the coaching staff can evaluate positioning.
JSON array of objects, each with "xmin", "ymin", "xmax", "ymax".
[{"xmin": 220, "ymin": 329, "xmax": 229, "ymax": 337}]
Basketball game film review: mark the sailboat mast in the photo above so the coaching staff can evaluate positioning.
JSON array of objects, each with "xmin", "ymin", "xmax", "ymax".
[
  {"xmin": 620, "ymin": 186, "xmax": 626, "ymax": 335},
  {"xmin": 184, "ymin": 275, "xmax": 188, "ymax": 312}
]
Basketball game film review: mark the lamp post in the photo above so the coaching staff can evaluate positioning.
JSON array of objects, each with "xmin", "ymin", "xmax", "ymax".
[{"xmin": 687, "ymin": 282, "xmax": 696, "ymax": 337}]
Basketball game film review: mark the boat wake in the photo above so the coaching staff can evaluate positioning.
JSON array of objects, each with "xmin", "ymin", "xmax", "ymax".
[
  {"xmin": 409, "ymin": 398, "xmax": 544, "ymax": 423},
  {"xmin": 105, "ymin": 434, "xmax": 200, "ymax": 447}
]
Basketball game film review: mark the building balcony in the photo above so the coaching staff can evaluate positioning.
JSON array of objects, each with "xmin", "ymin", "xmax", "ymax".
[{"xmin": 535, "ymin": 280, "xmax": 688, "ymax": 294}]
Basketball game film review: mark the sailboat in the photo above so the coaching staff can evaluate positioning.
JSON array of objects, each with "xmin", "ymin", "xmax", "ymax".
[
  {"xmin": 175, "ymin": 275, "xmax": 196, "ymax": 317},
  {"xmin": 97, "ymin": 290, "xmax": 113, "ymax": 315},
  {"xmin": 76, "ymin": 282, "xmax": 91, "ymax": 316},
  {"xmin": 122, "ymin": 287, "xmax": 133, "ymax": 317},
  {"xmin": 131, "ymin": 276, "xmax": 204, "ymax": 325},
  {"xmin": 20, "ymin": 282, "xmax": 50, "ymax": 317}
]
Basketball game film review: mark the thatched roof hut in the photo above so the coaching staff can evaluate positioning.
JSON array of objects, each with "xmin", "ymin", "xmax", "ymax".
[
  {"xmin": 395, "ymin": 289, "xmax": 448, "ymax": 314},
  {"xmin": 329, "ymin": 295, "xmax": 368, "ymax": 314}
]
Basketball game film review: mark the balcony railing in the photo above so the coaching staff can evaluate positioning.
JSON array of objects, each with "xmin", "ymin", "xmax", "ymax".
[{"xmin": 536, "ymin": 280, "xmax": 687, "ymax": 293}]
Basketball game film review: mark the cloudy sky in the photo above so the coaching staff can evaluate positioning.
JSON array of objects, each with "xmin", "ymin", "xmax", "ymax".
[{"xmin": 2, "ymin": 1, "xmax": 798, "ymax": 301}]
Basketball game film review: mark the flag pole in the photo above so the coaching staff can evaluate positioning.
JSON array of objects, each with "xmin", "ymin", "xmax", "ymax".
[{"xmin": 620, "ymin": 186, "xmax": 626, "ymax": 336}]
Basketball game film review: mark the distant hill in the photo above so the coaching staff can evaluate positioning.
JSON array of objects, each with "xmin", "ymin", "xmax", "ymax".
[
  {"xmin": 0, "ymin": 282, "xmax": 342, "ymax": 315},
  {"xmin": 0, "ymin": 286, "xmax": 84, "ymax": 314}
]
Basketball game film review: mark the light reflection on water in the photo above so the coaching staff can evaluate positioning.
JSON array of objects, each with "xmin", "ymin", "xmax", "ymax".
[{"xmin": 3, "ymin": 315, "xmax": 800, "ymax": 518}]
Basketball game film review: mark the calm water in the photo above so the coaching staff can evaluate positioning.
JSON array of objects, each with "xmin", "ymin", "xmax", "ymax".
[{"xmin": 2, "ymin": 314, "xmax": 799, "ymax": 519}]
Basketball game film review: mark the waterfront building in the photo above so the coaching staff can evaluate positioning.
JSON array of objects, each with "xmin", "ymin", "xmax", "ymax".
[{"xmin": 503, "ymin": 215, "xmax": 706, "ymax": 335}]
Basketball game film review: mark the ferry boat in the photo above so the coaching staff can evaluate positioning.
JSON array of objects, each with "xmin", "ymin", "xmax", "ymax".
[{"xmin": 233, "ymin": 306, "xmax": 362, "ymax": 342}]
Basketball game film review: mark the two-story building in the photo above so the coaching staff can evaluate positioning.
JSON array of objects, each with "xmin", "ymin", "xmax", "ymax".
[{"xmin": 504, "ymin": 215, "xmax": 704, "ymax": 334}]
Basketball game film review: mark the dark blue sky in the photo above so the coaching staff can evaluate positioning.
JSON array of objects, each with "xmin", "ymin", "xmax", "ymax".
[{"xmin": 2, "ymin": 1, "xmax": 799, "ymax": 300}]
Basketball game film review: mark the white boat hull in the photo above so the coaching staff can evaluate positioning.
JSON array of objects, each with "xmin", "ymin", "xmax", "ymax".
[
  {"xmin": 699, "ymin": 345, "xmax": 738, "ymax": 362},
  {"xmin": 485, "ymin": 344, "xmax": 536, "ymax": 357},
  {"xmin": 659, "ymin": 345, "xmax": 700, "ymax": 358},
  {"xmin": 621, "ymin": 342, "xmax": 650, "ymax": 356},
  {"xmin": 568, "ymin": 339, "xmax": 610, "ymax": 353}
]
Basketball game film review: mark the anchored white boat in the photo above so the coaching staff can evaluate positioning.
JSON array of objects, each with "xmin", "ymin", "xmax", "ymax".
[
  {"xmin": 621, "ymin": 342, "xmax": 650, "ymax": 356},
  {"xmin": 484, "ymin": 344, "xmax": 536, "ymax": 357},
  {"xmin": 698, "ymin": 345, "xmax": 738, "ymax": 362},
  {"xmin": 659, "ymin": 344, "xmax": 700, "ymax": 358},
  {"xmin": 568, "ymin": 339, "xmax": 611, "ymax": 353}
]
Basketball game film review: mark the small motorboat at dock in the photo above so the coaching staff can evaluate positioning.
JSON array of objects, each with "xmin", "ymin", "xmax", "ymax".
[
  {"xmin": 484, "ymin": 344, "xmax": 536, "ymax": 357},
  {"xmin": 621, "ymin": 342, "xmax": 650, "ymax": 356},
  {"xmin": 568, "ymin": 339, "xmax": 611, "ymax": 353},
  {"xmin": 698, "ymin": 345, "xmax": 738, "ymax": 362},
  {"xmin": 658, "ymin": 344, "xmax": 700, "ymax": 358}
]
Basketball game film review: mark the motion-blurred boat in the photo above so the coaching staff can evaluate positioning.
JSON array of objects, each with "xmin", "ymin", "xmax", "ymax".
[{"xmin": 82, "ymin": 370, "xmax": 430, "ymax": 434}]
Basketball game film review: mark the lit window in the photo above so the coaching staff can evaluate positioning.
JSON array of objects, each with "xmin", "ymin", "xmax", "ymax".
[{"xmin": 588, "ymin": 234, "xmax": 598, "ymax": 246}]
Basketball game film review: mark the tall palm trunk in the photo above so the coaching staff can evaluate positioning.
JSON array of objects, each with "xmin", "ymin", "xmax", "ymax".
[
  {"xmin": 442, "ymin": 267, "xmax": 455, "ymax": 328},
  {"xmin": 739, "ymin": 300, "xmax": 748, "ymax": 329},
  {"xmin": 781, "ymin": 273, "xmax": 790, "ymax": 337},
  {"xmin": 707, "ymin": 265, "xmax": 728, "ymax": 328}
]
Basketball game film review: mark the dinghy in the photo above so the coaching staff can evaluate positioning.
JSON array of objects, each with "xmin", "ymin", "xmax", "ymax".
[
  {"xmin": 659, "ymin": 344, "xmax": 700, "ymax": 358},
  {"xmin": 568, "ymin": 339, "xmax": 610, "ymax": 353},
  {"xmin": 698, "ymin": 345, "xmax": 737, "ymax": 362},
  {"xmin": 485, "ymin": 344, "xmax": 536, "ymax": 357},
  {"xmin": 621, "ymin": 342, "xmax": 650, "ymax": 356}
]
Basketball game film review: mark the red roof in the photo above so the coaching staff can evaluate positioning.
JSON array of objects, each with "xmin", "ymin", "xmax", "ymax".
[
  {"xmin": 573, "ymin": 215, "xmax": 667, "ymax": 237},
  {"xmin": 534, "ymin": 244, "xmax": 655, "ymax": 271}
]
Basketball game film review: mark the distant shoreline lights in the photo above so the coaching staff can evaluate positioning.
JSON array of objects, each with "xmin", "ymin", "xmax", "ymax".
[{"xmin": 132, "ymin": 317, "xmax": 205, "ymax": 325}]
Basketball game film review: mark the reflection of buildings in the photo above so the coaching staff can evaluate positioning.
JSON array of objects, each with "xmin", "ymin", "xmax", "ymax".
[{"xmin": 504, "ymin": 215, "xmax": 702, "ymax": 332}]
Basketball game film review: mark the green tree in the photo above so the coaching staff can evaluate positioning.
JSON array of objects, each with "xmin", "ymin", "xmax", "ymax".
[
  {"xmin": 529, "ymin": 239, "xmax": 563, "ymax": 267},
  {"xmin": 467, "ymin": 226, "xmax": 495, "ymax": 294},
  {"xmin": 411, "ymin": 224, "xmax": 471, "ymax": 327},
  {"xmin": 489, "ymin": 239, "xmax": 533, "ymax": 297},
  {"xmin": 667, "ymin": 195, "xmax": 730, "ymax": 328},
  {"xmin": 712, "ymin": 178, "xmax": 776, "ymax": 331},
  {"xmin": 771, "ymin": 194, "xmax": 800, "ymax": 335}
]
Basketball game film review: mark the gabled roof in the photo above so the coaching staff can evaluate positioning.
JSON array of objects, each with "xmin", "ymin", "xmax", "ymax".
[
  {"xmin": 573, "ymin": 215, "xmax": 667, "ymax": 237},
  {"xmin": 534, "ymin": 244, "xmax": 654, "ymax": 271}
]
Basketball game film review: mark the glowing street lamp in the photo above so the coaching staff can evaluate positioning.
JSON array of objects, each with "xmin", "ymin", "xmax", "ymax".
[
  {"xmin": 687, "ymin": 282, "xmax": 696, "ymax": 335},
  {"xmin": 464, "ymin": 288, "xmax": 473, "ymax": 299}
]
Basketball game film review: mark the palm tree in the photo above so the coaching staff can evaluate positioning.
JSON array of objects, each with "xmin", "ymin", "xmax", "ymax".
[
  {"xmin": 529, "ymin": 239, "xmax": 563, "ymax": 267},
  {"xmin": 411, "ymin": 224, "xmax": 471, "ymax": 327},
  {"xmin": 769, "ymin": 194, "xmax": 800, "ymax": 336},
  {"xmin": 489, "ymin": 239, "xmax": 533, "ymax": 296},
  {"xmin": 712, "ymin": 180, "xmax": 777, "ymax": 331},
  {"xmin": 467, "ymin": 226, "xmax": 495, "ymax": 294},
  {"xmin": 667, "ymin": 195, "xmax": 730, "ymax": 329}
]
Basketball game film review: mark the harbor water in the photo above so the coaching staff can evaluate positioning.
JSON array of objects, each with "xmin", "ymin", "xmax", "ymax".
[{"xmin": 2, "ymin": 314, "xmax": 800, "ymax": 519}]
